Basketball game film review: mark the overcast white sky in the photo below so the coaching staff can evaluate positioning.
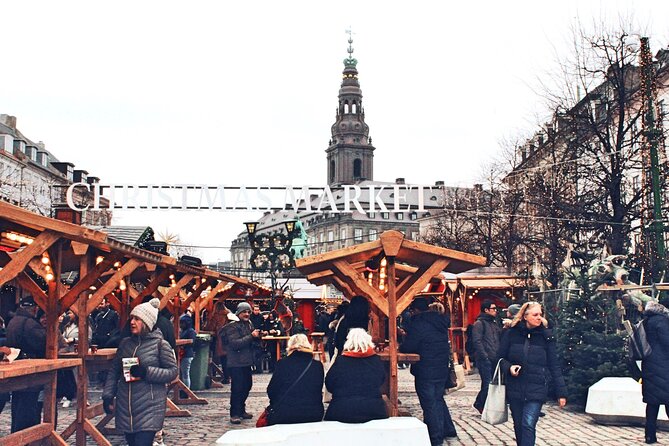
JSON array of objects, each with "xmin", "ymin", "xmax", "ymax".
[{"xmin": 3, "ymin": 0, "xmax": 669, "ymax": 262}]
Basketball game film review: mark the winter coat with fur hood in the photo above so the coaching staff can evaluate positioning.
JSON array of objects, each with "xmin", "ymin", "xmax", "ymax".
[{"xmin": 642, "ymin": 300, "xmax": 669, "ymax": 405}]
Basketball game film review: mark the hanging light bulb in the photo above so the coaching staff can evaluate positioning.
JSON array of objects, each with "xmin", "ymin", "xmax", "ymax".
[
  {"xmin": 113, "ymin": 261, "xmax": 121, "ymax": 268},
  {"xmin": 41, "ymin": 253, "xmax": 50, "ymax": 264},
  {"xmin": 119, "ymin": 279, "xmax": 127, "ymax": 291},
  {"xmin": 96, "ymin": 256, "xmax": 104, "ymax": 265},
  {"xmin": 45, "ymin": 272, "xmax": 54, "ymax": 281}
]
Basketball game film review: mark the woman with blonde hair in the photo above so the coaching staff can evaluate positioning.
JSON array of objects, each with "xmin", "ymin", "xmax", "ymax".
[
  {"xmin": 265, "ymin": 333, "xmax": 324, "ymax": 425},
  {"xmin": 498, "ymin": 301, "xmax": 567, "ymax": 446},
  {"xmin": 325, "ymin": 328, "xmax": 388, "ymax": 423}
]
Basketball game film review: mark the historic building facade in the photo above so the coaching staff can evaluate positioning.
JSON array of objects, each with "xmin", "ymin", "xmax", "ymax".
[{"xmin": 0, "ymin": 114, "xmax": 111, "ymax": 226}]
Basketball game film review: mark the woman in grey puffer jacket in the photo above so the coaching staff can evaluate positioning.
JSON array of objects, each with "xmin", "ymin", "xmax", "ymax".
[{"xmin": 103, "ymin": 298, "xmax": 177, "ymax": 446}]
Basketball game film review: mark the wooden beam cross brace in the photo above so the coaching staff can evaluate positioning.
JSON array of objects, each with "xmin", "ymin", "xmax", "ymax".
[
  {"xmin": 86, "ymin": 259, "xmax": 142, "ymax": 314},
  {"xmin": 0, "ymin": 230, "xmax": 60, "ymax": 288}
]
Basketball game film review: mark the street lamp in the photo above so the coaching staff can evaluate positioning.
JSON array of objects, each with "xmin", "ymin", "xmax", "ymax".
[{"xmin": 244, "ymin": 219, "xmax": 298, "ymax": 294}]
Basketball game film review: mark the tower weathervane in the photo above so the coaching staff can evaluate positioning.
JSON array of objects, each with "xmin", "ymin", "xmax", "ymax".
[{"xmin": 346, "ymin": 27, "xmax": 354, "ymax": 58}]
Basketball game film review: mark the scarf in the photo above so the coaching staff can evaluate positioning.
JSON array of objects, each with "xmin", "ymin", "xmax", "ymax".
[{"xmin": 342, "ymin": 346, "xmax": 376, "ymax": 358}]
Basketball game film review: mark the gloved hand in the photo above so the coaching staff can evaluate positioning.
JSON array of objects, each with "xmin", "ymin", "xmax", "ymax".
[
  {"xmin": 102, "ymin": 397, "xmax": 115, "ymax": 415},
  {"xmin": 130, "ymin": 363, "xmax": 148, "ymax": 379}
]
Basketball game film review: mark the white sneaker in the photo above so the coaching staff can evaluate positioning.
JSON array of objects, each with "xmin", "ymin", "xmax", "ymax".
[
  {"xmin": 62, "ymin": 398, "xmax": 71, "ymax": 408},
  {"xmin": 152, "ymin": 441, "xmax": 165, "ymax": 446}
]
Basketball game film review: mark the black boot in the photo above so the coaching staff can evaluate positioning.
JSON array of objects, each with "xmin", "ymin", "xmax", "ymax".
[{"xmin": 645, "ymin": 435, "xmax": 657, "ymax": 444}]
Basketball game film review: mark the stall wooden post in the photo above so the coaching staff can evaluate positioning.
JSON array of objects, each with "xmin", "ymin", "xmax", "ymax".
[
  {"xmin": 43, "ymin": 241, "xmax": 63, "ymax": 427},
  {"xmin": 76, "ymin": 253, "xmax": 90, "ymax": 445},
  {"xmin": 386, "ymin": 257, "xmax": 399, "ymax": 417}
]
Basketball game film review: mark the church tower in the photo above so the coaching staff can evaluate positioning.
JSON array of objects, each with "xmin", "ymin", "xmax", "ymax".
[{"xmin": 326, "ymin": 34, "xmax": 375, "ymax": 186}]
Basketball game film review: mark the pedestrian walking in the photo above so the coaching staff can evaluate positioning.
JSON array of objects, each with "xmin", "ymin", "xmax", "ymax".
[
  {"xmin": 324, "ymin": 328, "xmax": 387, "ymax": 423},
  {"xmin": 498, "ymin": 301, "xmax": 567, "ymax": 446},
  {"xmin": 265, "ymin": 333, "xmax": 324, "ymax": 425},
  {"xmin": 641, "ymin": 298, "xmax": 669, "ymax": 444},
  {"xmin": 179, "ymin": 314, "xmax": 197, "ymax": 389},
  {"xmin": 102, "ymin": 298, "xmax": 178, "ymax": 446},
  {"xmin": 400, "ymin": 297, "xmax": 457, "ymax": 446},
  {"xmin": 471, "ymin": 300, "xmax": 502, "ymax": 414},
  {"xmin": 223, "ymin": 302, "xmax": 261, "ymax": 424}
]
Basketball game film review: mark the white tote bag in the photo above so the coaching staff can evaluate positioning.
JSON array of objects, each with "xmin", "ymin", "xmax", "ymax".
[{"xmin": 481, "ymin": 359, "xmax": 508, "ymax": 425}]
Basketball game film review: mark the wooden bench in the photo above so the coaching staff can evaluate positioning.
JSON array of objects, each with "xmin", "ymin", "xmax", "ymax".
[{"xmin": 215, "ymin": 417, "xmax": 430, "ymax": 445}]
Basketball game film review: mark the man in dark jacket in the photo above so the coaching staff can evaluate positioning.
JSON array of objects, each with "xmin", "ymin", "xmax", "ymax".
[
  {"xmin": 223, "ymin": 302, "xmax": 261, "ymax": 424},
  {"xmin": 91, "ymin": 298, "xmax": 119, "ymax": 348},
  {"xmin": 5, "ymin": 296, "xmax": 47, "ymax": 432},
  {"xmin": 400, "ymin": 298, "xmax": 456, "ymax": 446},
  {"xmin": 471, "ymin": 300, "xmax": 502, "ymax": 414}
]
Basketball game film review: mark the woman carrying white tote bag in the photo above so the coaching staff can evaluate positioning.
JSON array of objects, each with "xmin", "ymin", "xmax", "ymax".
[{"xmin": 481, "ymin": 359, "xmax": 508, "ymax": 425}]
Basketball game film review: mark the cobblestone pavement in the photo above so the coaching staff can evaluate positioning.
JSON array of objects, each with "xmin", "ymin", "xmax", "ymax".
[{"xmin": 0, "ymin": 369, "xmax": 659, "ymax": 445}]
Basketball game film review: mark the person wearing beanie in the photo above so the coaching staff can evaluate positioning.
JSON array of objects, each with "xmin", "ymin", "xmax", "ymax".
[
  {"xmin": 503, "ymin": 304, "xmax": 523, "ymax": 329},
  {"xmin": 103, "ymin": 297, "xmax": 177, "ymax": 446},
  {"xmin": 221, "ymin": 302, "xmax": 261, "ymax": 424}
]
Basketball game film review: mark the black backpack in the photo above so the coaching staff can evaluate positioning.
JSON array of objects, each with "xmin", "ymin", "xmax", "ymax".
[
  {"xmin": 627, "ymin": 319, "xmax": 652, "ymax": 361},
  {"xmin": 465, "ymin": 324, "xmax": 475, "ymax": 357}
]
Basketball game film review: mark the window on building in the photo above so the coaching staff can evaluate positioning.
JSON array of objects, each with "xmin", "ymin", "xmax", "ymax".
[
  {"xmin": 410, "ymin": 211, "xmax": 418, "ymax": 220},
  {"xmin": 319, "ymin": 233, "xmax": 324, "ymax": 244},
  {"xmin": 411, "ymin": 231, "xmax": 419, "ymax": 241},
  {"xmin": 381, "ymin": 212, "xmax": 389, "ymax": 220},
  {"xmin": 328, "ymin": 230, "xmax": 334, "ymax": 242},
  {"xmin": 330, "ymin": 160, "xmax": 335, "ymax": 183},
  {"xmin": 369, "ymin": 229, "xmax": 378, "ymax": 241},
  {"xmin": 396, "ymin": 213, "xmax": 404, "ymax": 220},
  {"xmin": 367, "ymin": 212, "xmax": 375, "ymax": 219},
  {"xmin": 354, "ymin": 228, "xmax": 363, "ymax": 242},
  {"xmin": 340, "ymin": 228, "xmax": 347, "ymax": 244},
  {"xmin": 353, "ymin": 159, "xmax": 362, "ymax": 178}
]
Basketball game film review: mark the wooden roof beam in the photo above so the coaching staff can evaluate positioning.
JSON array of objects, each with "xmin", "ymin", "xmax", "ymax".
[
  {"xmin": 86, "ymin": 259, "xmax": 142, "ymax": 313},
  {"xmin": 396, "ymin": 258, "xmax": 451, "ymax": 314},
  {"xmin": 332, "ymin": 259, "xmax": 388, "ymax": 315},
  {"xmin": 129, "ymin": 269, "xmax": 172, "ymax": 311},
  {"xmin": 180, "ymin": 279, "xmax": 215, "ymax": 312},
  {"xmin": 0, "ymin": 230, "xmax": 60, "ymax": 288},
  {"xmin": 158, "ymin": 274, "xmax": 193, "ymax": 310},
  {"xmin": 59, "ymin": 252, "xmax": 124, "ymax": 312}
]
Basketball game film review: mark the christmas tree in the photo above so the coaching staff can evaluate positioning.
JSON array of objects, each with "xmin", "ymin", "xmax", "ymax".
[{"xmin": 555, "ymin": 268, "xmax": 630, "ymax": 408}]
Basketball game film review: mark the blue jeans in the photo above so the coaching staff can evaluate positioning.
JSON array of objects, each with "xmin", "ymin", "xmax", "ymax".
[
  {"xmin": 124, "ymin": 430, "xmax": 156, "ymax": 446},
  {"xmin": 474, "ymin": 358, "xmax": 493, "ymax": 411},
  {"xmin": 181, "ymin": 356, "xmax": 193, "ymax": 389},
  {"xmin": 509, "ymin": 400, "xmax": 543, "ymax": 446},
  {"xmin": 415, "ymin": 377, "xmax": 457, "ymax": 446}
]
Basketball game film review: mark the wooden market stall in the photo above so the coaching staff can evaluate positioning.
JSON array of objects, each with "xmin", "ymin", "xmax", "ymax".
[
  {"xmin": 295, "ymin": 230, "xmax": 485, "ymax": 416},
  {"xmin": 0, "ymin": 201, "xmax": 259, "ymax": 445}
]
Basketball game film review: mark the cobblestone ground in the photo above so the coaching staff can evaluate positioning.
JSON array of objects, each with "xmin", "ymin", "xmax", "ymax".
[{"xmin": 0, "ymin": 369, "xmax": 660, "ymax": 445}]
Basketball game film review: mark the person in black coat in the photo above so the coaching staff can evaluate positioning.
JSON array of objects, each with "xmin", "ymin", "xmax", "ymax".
[
  {"xmin": 334, "ymin": 296, "xmax": 369, "ymax": 356},
  {"xmin": 266, "ymin": 334, "xmax": 324, "ymax": 425},
  {"xmin": 641, "ymin": 299, "xmax": 669, "ymax": 444},
  {"xmin": 498, "ymin": 302, "xmax": 567, "ymax": 446},
  {"xmin": 400, "ymin": 297, "xmax": 456, "ymax": 445},
  {"xmin": 5, "ymin": 296, "xmax": 47, "ymax": 432},
  {"xmin": 325, "ymin": 328, "xmax": 387, "ymax": 423}
]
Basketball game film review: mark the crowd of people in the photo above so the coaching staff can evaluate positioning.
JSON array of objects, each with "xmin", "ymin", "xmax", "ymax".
[{"xmin": 5, "ymin": 290, "xmax": 669, "ymax": 446}]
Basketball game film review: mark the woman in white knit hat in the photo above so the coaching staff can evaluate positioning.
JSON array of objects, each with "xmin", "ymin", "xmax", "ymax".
[{"xmin": 102, "ymin": 298, "xmax": 178, "ymax": 446}]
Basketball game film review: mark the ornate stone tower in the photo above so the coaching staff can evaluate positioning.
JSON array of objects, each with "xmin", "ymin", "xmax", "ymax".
[{"xmin": 326, "ymin": 34, "xmax": 375, "ymax": 186}]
